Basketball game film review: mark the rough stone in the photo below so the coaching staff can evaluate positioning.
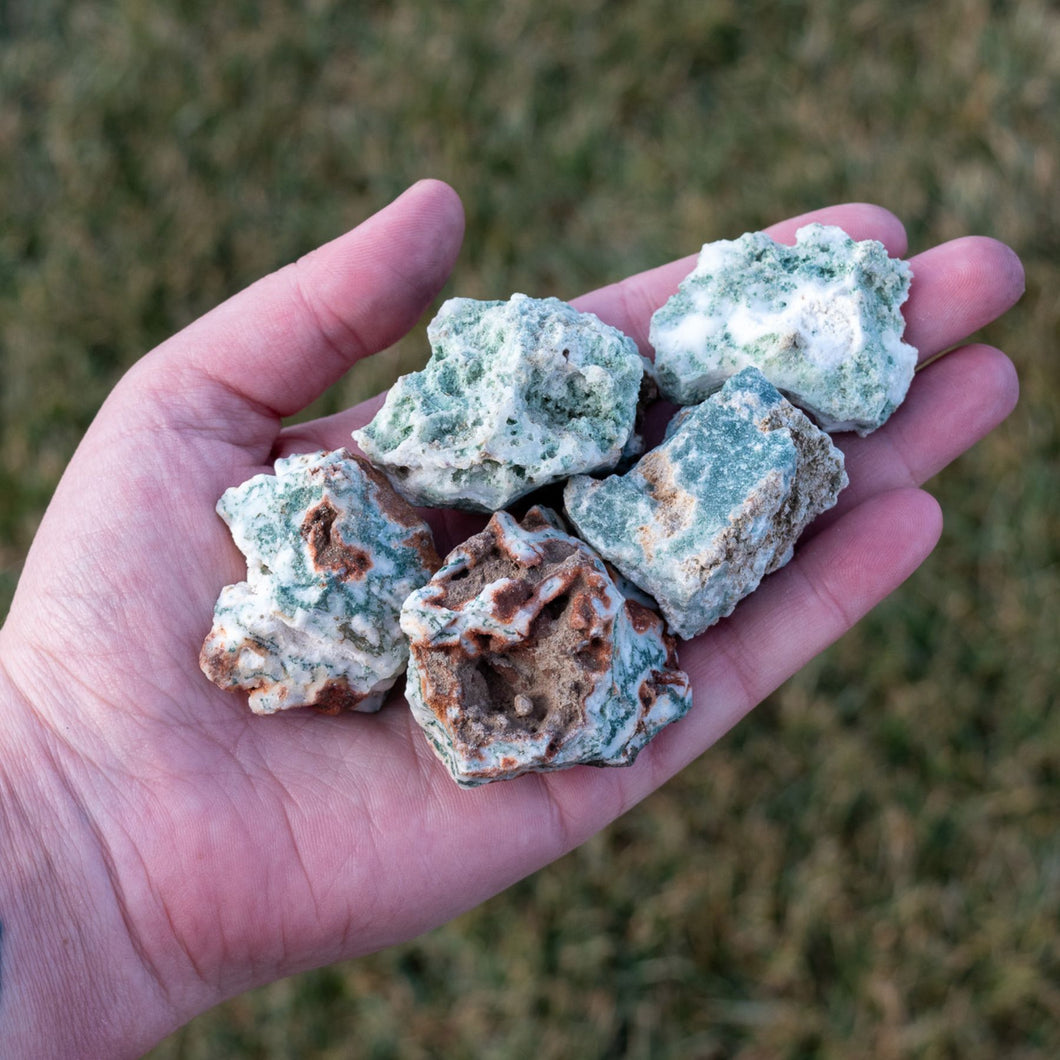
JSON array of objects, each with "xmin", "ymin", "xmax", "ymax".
[
  {"xmin": 353, "ymin": 294, "xmax": 646, "ymax": 511},
  {"xmin": 200, "ymin": 448, "xmax": 440, "ymax": 714},
  {"xmin": 400, "ymin": 506, "xmax": 691, "ymax": 786},
  {"xmin": 563, "ymin": 368, "xmax": 848, "ymax": 639},
  {"xmin": 649, "ymin": 224, "xmax": 916, "ymax": 434}
]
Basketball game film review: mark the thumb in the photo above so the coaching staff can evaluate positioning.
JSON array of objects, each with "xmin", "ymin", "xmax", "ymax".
[{"xmin": 122, "ymin": 178, "xmax": 465, "ymax": 454}]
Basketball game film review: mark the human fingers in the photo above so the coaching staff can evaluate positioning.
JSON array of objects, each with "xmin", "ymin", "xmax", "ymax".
[
  {"xmin": 277, "ymin": 215, "xmax": 1022, "ymax": 557},
  {"xmin": 573, "ymin": 224, "xmax": 1023, "ymax": 370},
  {"xmin": 284, "ymin": 212, "xmax": 1021, "ymax": 463}
]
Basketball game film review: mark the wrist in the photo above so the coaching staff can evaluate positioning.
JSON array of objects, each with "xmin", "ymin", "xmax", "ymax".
[{"xmin": 0, "ymin": 650, "xmax": 182, "ymax": 1057}]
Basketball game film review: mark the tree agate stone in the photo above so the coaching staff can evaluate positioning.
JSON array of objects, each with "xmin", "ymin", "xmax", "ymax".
[
  {"xmin": 201, "ymin": 449, "xmax": 439, "ymax": 714},
  {"xmin": 353, "ymin": 294, "xmax": 645, "ymax": 511},
  {"xmin": 563, "ymin": 368, "xmax": 848, "ymax": 639},
  {"xmin": 400, "ymin": 506, "xmax": 691, "ymax": 787},
  {"xmin": 649, "ymin": 224, "xmax": 916, "ymax": 435}
]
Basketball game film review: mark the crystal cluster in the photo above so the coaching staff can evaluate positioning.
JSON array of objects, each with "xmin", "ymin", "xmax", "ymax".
[
  {"xmin": 200, "ymin": 449, "xmax": 439, "ymax": 714},
  {"xmin": 400, "ymin": 507, "xmax": 691, "ymax": 786},
  {"xmin": 203, "ymin": 224, "xmax": 919, "ymax": 786},
  {"xmin": 649, "ymin": 224, "xmax": 916, "ymax": 434},
  {"xmin": 353, "ymin": 294, "xmax": 646, "ymax": 511},
  {"xmin": 564, "ymin": 369, "xmax": 848, "ymax": 639}
]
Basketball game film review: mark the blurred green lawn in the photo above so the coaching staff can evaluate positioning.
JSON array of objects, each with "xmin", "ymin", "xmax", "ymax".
[{"xmin": 2, "ymin": 0, "xmax": 1057, "ymax": 1056}]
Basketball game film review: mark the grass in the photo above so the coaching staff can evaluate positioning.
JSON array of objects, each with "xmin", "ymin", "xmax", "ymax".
[{"xmin": 2, "ymin": 0, "xmax": 1057, "ymax": 1055}]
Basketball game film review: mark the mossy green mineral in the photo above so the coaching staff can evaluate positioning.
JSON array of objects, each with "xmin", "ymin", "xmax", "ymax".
[
  {"xmin": 563, "ymin": 368, "xmax": 847, "ymax": 639},
  {"xmin": 649, "ymin": 224, "xmax": 916, "ymax": 435},
  {"xmin": 200, "ymin": 449, "xmax": 439, "ymax": 714},
  {"xmin": 400, "ymin": 506, "xmax": 691, "ymax": 787},
  {"xmin": 353, "ymin": 294, "xmax": 645, "ymax": 511}
]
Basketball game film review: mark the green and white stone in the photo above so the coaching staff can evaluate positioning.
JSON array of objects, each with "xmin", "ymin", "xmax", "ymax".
[
  {"xmin": 200, "ymin": 448, "xmax": 439, "ymax": 714},
  {"xmin": 353, "ymin": 294, "xmax": 646, "ymax": 511},
  {"xmin": 649, "ymin": 224, "xmax": 916, "ymax": 435},
  {"xmin": 563, "ymin": 368, "xmax": 848, "ymax": 639},
  {"xmin": 400, "ymin": 506, "xmax": 691, "ymax": 787}
]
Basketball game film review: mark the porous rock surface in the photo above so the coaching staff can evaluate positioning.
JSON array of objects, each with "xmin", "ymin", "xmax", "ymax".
[
  {"xmin": 353, "ymin": 294, "xmax": 645, "ymax": 511},
  {"xmin": 201, "ymin": 448, "xmax": 439, "ymax": 714},
  {"xmin": 649, "ymin": 224, "xmax": 916, "ymax": 434},
  {"xmin": 564, "ymin": 368, "xmax": 848, "ymax": 639},
  {"xmin": 400, "ymin": 506, "xmax": 691, "ymax": 786}
]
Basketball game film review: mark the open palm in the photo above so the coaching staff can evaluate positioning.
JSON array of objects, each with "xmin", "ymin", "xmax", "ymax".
[{"xmin": 0, "ymin": 180, "xmax": 1023, "ymax": 1056}]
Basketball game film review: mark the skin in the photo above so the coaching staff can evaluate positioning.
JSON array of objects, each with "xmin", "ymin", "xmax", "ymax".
[{"xmin": 0, "ymin": 180, "xmax": 1023, "ymax": 1056}]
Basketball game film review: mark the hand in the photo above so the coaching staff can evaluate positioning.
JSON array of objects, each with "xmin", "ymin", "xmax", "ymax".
[{"xmin": 0, "ymin": 180, "xmax": 1023, "ymax": 1056}]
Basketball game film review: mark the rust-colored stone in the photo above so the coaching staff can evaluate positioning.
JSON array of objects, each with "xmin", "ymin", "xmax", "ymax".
[
  {"xmin": 401, "ymin": 506, "xmax": 692, "ymax": 786},
  {"xmin": 490, "ymin": 579, "xmax": 534, "ymax": 623},
  {"xmin": 311, "ymin": 678, "xmax": 373, "ymax": 715},
  {"xmin": 302, "ymin": 500, "xmax": 373, "ymax": 580},
  {"xmin": 199, "ymin": 636, "xmax": 264, "ymax": 691}
]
